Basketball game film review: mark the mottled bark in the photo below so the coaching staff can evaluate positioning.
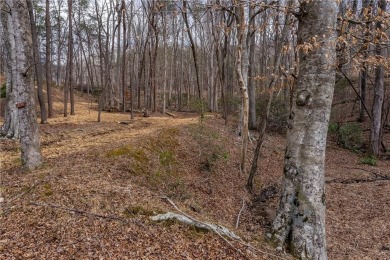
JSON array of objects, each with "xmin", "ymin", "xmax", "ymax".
[
  {"xmin": 369, "ymin": 0, "xmax": 386, "ymax": 156},
  {"xmin": 235, "ymin": 1, "xmax": 249, "ymax": 173},
  {"xmin": 6, "ymin": 0, "xmax": 42, "ymax": 170},
  {"xmin": 358, "ymin": 0, "xmax": 373, "ymax": 122},
  {"xmin": 0, "ymin": 5, "xmax": 19, "ymax": 139},
  {"xmin": 271, "ymin": 1, "xmax": 338, "ymax": 259}
]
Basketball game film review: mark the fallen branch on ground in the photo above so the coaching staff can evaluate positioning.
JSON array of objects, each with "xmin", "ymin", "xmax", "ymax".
[
  {"xmin": 118, "ymin": 121, "xmax": 133, "ymax": 125},
  {"xmin": 326, "ymin": 176, "xmax": 390, "ymax": 184},
  {"xmin": 153, "ymin": 196, "xmax": 288, "ymax": 260},
  {"xmin": 165, "ymin": 112, "xmax": 175, "ymax": 117},
  {"xmin": 151, "ymin": 212, "xmax": 240, "ymax": 239},
  {"xmin": 235, "ymin": 199, "xmax": 246, "ymax": 228}
]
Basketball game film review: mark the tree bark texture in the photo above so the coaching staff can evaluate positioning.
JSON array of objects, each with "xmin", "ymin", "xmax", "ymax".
[
  {"xmin": 0, "ymin": 4, "xmax": 19, "ymax": 139},
  {"xmin": 369, "ymin": 0, "xmax": 386, "ymax": 156},
  {"xmin": 26, "ymin": 0, "xmax": 47, "ymax": 124},
  {"xmin": 5, "ymin": 0, "xmax": 42, "ymax": 170},
  {"xmin": 235, "ymin": 1, "xmax": 249, "ymax": 174},
  {"xmin": 271, "ymin": 1, "xmax": 338, "ymax": 259}
]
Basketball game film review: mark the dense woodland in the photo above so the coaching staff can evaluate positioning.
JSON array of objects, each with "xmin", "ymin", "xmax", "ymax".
[{"xmin": 0, "ymin": 0, "xmax": 389, "ymax": 259}]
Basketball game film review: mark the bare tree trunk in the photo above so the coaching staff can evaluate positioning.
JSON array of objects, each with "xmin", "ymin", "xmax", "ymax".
[
  {"xmin": 0, "ymin": 3, "xmax": 19, "ymax": 139},
  {"xmin": 6, "ymin": 0, "xmax": 42, "ymax": 170},
  {"xmin": 46, "ymin": 0, "xmax": 53, "ymax": 118},
  {"xmin": 271, "ymin": 2, "xmax": 338, "ymax": 258},
  {"xmin": 26, "ymin": 0, "xmax": 47, "ymax": 124},
  {"xmin": 358, "ymin": 0, "xmax": 373, "ymax": 122},
  {"xmin": 247, "ymin": 4, "xmax": 256, "ymax": 130},
  {"xmin": 68, "ymin": 0, "xmax": 75, "ymax": 115},
  {"xmin": 162, "ymin": 11, "xmax": 167, "ymax": 114},
  {"xmin": 56, "ymin": 2, "xmax": 62, "ymax": 87},
  {"xmin": 247, "ymin": 2, "xmax": 292, "ymax": 192},
  {"xmin": 182, "ymin": 0, "xmax": 203, "ymax": 118},
  {"xmin": 369, "ymin": 0, "xmax": 386, "ymax": 156},
  {"xmin": 235, "ymin": 1, "xmax": 249, "ymax": 173},
  {"xmin": 121, "ymin": 0, "xmax": 127, "ymax": 112}
]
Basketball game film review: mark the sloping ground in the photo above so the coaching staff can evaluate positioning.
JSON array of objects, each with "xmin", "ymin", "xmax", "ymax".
[{"xmin": 1, "ymin": 89, "xmax": 389, "ymax": 259}]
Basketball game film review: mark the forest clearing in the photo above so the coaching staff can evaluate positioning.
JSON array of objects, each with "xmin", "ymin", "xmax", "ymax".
[{"xmin": 1, "ymin": 86, "xmax": 389, "ymax": 259}]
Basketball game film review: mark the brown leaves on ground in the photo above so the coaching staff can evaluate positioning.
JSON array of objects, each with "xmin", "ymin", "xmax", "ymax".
[{"xmin": 1, "ymin": 91, "xmax": 389, "ymax": 259}]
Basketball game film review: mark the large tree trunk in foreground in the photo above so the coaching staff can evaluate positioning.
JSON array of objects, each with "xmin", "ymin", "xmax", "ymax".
[
  {"xmin": 6, "ymin": 0, "xmax": 42, "ymax": 170},
  {"xmin": 271, "ymin": 1, "xmax": 338, "ymax": 259}
]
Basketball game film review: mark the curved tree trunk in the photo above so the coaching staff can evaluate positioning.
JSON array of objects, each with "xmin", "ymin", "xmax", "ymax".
[
  {"xmin": 247, "ymin": 1, "xmax": 293, "ymax": 192},
  {"xmin": 271, "ymin": 1, "xmax": 338, "ymax": 259},
  {"xmin": 182, "ymin": 0, "xmax": 203, "ymax": 118}
]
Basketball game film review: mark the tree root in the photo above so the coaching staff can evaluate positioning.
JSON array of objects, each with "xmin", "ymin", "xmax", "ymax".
[
  {"xmin": 151, "ymin": 212, "xmax": 240, "ymax": 239},
  {"xmin": 152, "ymin": 196, "xmax": 289, "ymax": 260}
]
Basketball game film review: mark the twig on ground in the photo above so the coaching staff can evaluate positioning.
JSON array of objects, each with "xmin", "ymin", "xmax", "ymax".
[
  {"xmin": 30, "ymin": 201, "xmax": 125, "ymax": 221},
  {"xmin": 236, "ymin": 199, "xmax": 246, "ymax": 228}
]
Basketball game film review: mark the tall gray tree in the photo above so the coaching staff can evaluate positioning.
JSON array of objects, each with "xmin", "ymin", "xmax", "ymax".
[
  {"xmin": 3, "ymin": 0, "xmax": 42, "ymax": 170},
  {"xmin": 270, "ymin": 1, "xmax": 338, "ymax": 259},
  {"xmin": 369, "ymin": 0, "xmax": 387, "ymax": 157}
]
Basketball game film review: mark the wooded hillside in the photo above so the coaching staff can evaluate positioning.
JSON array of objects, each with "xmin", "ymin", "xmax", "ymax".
[{"xmin": 1, "ymin": 0, "xmax": 389, "ymax": 259}]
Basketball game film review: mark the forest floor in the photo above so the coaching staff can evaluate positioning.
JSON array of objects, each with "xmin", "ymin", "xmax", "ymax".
[{"xmin": 1, "ymin": 88, "xmax": 390, "ymax": 259}]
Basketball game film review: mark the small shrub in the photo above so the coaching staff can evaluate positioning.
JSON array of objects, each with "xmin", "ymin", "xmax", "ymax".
[
  {"xmin": 360, "ymin": 155, "xmax": 377, "ymax": 166},
  {"xmin": 328, "ymin": 122, "xmax": 363, "ymax": 151},
  {"xmin": 338, "ymin": 122, "xmax": 362, "ymax": 151},
  {"xmin": 159, "ymin": 150, "xmax": 176, "ymax": 167},
  {"xmin": 328, "ymin": 122, "xmax": 340, "ymax": 142},
  {"xmin": 218, "ymin": 94, "xmax": 240, "ymax": 115},
  {"xmin": 188, "ymin": 97, "xmax": 207, "ymax": 122},
  {"xmin": 328, "ymin": 122, "xmax": 339, "ymax": 135}
]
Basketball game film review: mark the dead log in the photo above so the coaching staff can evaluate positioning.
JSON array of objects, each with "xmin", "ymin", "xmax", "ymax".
[{"xmin": 165, "ymin": 112, "xmax": 175, "ymax": 117}]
